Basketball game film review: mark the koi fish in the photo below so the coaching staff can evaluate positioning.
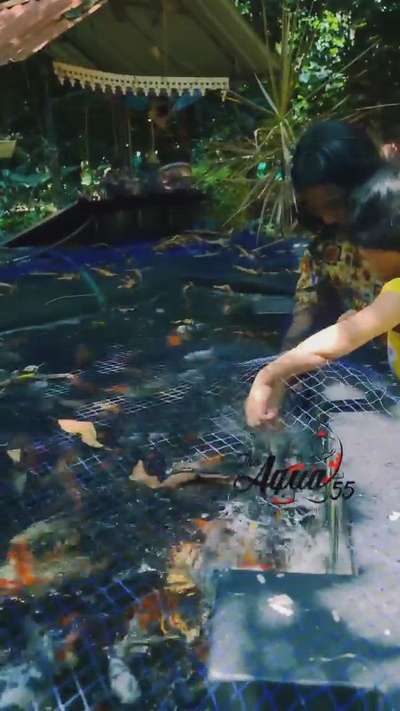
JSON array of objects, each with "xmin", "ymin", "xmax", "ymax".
[
  {"xmin": 56, "ymin": 613, "xmax": 82, "ymax": 666},
  {"xmin": 7, "ymin": 539, "xmax": 39, "ymax": 587},
  {"xmin": 238, "ymin": 549, "xmax": 273, "ymax": 571}
]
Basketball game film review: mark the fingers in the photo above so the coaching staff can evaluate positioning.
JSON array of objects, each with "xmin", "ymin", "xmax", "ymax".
[{"xmin": 245, "ymin": 404, "xmax": 281, "ymax": 429}]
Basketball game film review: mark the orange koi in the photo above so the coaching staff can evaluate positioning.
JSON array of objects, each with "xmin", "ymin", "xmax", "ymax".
[
  {"xmin": 167, "ymin": 333, "xmax": 183, "ymax": 348},
  {"xmin": 8, "ymin": 539, "xmax": 39, "ymax": 586},
  {"xmin": 133, "ymin": 590, "xmax": 181, "ymax": 633},
  {"xmin": 60, "ymin": 612, "xmax": 80, "ymax": 628},
  {"xmin": 0, "ymin": 578, "xmax": 22, "ymax": 592},
  {"xmin": 238, "ymin": 546, "xmax": 273, "ymax": 572},
  {"xmin": 192, "ymin": 518, "xmax": 214, "ymax": 535}
]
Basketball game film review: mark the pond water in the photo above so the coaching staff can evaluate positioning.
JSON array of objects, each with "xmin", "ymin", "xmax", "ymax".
[{"xmin": 0, "ymin": 243, "xmax": 398, "ymax": 710}]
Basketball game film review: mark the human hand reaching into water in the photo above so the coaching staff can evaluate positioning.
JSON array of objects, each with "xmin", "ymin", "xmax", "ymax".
[{"xmin": 245, "ymin": 373, "xmax": 286, "ymax": 429}]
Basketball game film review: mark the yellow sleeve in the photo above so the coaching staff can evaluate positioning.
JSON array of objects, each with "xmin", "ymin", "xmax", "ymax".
[{"xmin": 381, "ymin": 278, "xmax": 400, "ymax": 295}]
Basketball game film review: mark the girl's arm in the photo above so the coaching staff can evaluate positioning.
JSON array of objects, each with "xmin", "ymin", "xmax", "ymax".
[{"xmin": 246, "ymin": 291, "xmax": 400, "ymax": 427}]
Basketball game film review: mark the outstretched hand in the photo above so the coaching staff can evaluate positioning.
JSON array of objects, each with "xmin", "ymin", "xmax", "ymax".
[{"xmin": 245, "ymin": 377, "xmax": 285, "ymax": 429}]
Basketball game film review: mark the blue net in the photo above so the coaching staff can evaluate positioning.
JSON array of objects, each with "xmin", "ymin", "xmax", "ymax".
[
  {"xmin": 0, "ymin": 339, "xmax": 400, "ymax": 710},
  {"xmin": 0, "ymin": 229, "xmax": 398, "ymax": 709}
]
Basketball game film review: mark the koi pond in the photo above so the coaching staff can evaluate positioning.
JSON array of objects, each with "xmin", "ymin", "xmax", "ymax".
[{"xmin": 0, "ymin": 234, "xmax": 399, "ymax": 710}]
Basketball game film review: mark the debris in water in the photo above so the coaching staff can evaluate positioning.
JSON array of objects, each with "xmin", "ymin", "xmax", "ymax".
[
  {"xmin": 109, "ymin": 655, "xmax": 141, "ymax": 705},
  {"xmin": 0, "ymin": 621, "xmax": 55, "ymax": 710},
  {"xmin": 268, "ymin": 594, "xmax": 295, "ymax": 618},
  {"xmin": 7, "ymin": 449, "xmax": 21, "ymax": 464},
  {"xmin": 184, "ymin": 348, "xmax": 214, "ymax": 362},
  {"xmin": 130, "ymin": 459, "xmax": 231, "ymax": 491},
  {"xmin": 91, "ymin": 267, "xmax": 117, "ymax": 278},
  {"xmin": 57, "ymin": 273, "xmax": 80, "ymax": 281},
  {"xmin": 57, "ymin": 419, "xmax": 103, "ymax": 448}
]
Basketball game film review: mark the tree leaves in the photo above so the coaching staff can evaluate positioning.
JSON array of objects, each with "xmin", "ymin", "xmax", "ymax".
[
  {"xmin": 130, "ymin": 460, "xmax": 232, "ymax": 491},
  {"xmin": 58, "ymin": 420, "xmax": 103, "ymax": 449}
]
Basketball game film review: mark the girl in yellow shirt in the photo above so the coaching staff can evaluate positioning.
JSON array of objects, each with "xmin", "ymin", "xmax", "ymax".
[{"xmin": 246, "ymin": 165, "xmax": 400, "ymax": 427}]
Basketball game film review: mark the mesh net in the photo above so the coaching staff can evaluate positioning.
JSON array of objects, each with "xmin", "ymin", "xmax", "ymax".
[{"xmin": 0, "ymin": 350, "xmax": 399, "ymax": 710}]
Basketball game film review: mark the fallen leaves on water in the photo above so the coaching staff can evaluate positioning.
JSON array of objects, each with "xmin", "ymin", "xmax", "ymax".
[
  {"xmin": 0, "ymin": 370, "xmax": 73, "ymax": 388},
  {"xmin": 130, "ymin": 459, "xmax": 231, "ymax": 491},
  {"xmin": 29, "ymin": 272, "xmax": 58, "ymax": 277},
  {"xmin": 57, "ymin": 274, "xmax": 81, "ymax": 281},
  {"xmin": 118, "ymin": 269, "xmax": 143, "ymax": 290},
  {"xmin": 7, "ymin": 449, "xmax": 21, "ymax": 464},
  {"xmin": 22, "ymin": 364, "xmax": 42, "ymax": 373},
  {"xmin": 118, "ymin": 307, "xmax": 137, "ymax": 314},
  {"xmin": 212, "ymin": 284, "xmax": 233, "ymax": 293},
  {"xmin": 234, "ymin": 265, "xmax": 262, "ymax": 276},
  {"xmin": 130, "ymin": 460, "xmax": 160, "ymax": 488},
  {"xmin": 91, "ymin": 267, "xmax": 117, "ymax": 278},
  {"xmin": 58, "ymin": 420, "xmax": 103, "ymax": 448},
  {"xmin": 235, "ymin": 245, "xmax": 256, "ymax": 260}
]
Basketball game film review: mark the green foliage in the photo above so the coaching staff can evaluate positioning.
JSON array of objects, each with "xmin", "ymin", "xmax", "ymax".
[
  {"xmin": 192, "ymin": 151, "xmax": 251, "ymax": 228},
  {"xmin": 80, "ymin": 160, "xmax": 111, "ymax": 200},
  {"xmin": 293, "ymin": 10, "xmax": 355, "ymax": 124},
  {"xmin": 0, "ymin": 165, "xmax": 78, "ymax": 240},
  {"xmin": 234, "ymin": 0, "xmax": 253, "ymax": 17},
  {"xmin": 195, "ymin": 2, "xmax": 358, "ymax": 235}
]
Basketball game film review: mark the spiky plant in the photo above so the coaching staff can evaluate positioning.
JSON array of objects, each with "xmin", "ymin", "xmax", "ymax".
[{"xmin": 199, "ymin": 2, "xmax": 372, "ymax": 237}]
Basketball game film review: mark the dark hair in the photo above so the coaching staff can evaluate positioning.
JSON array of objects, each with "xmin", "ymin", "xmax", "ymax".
[
  {"xmin": 292, "ymin": 120, "xmax": 384, "ymax": 234},
  {"xmin": 350, "ymin": 164, "xmax": 400, "ymax": 251},
  {"xmin": 292, "ymin": 120, "xmax": 383, "ymax": 193}
]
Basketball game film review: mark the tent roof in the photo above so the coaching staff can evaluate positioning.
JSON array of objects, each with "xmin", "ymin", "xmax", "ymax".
[{"xmin": 0, "ymin": 0, "xmax": 271, "ymax": 82}]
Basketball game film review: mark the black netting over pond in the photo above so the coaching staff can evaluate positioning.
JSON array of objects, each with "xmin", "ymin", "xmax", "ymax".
[{"xmin": 0, "ymin": 343, "xmax": 400, "ymax": 710}]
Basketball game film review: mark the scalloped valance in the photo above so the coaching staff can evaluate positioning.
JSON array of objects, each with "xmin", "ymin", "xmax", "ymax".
[{"xmin": 53, "ymin": 61, "xmax": 229, "ymax": 99}]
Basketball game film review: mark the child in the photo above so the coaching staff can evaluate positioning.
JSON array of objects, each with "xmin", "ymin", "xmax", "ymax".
[{"xmin": 246, "ymin": 165, "xmax": 400, "ymax": 428}]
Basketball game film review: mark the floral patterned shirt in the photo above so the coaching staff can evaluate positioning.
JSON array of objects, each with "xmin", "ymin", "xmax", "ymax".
[{"xmin": 295, "ymin": 234, "xmax": 382, "ymax": 314}]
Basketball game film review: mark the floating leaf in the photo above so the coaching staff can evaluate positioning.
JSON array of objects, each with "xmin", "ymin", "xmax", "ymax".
[
  {"xmin": 91, "ymin": 267, "xmax": 117, "ymax": 278},
  {"xmin": 118, "ymin": 270, "xmax": 143, "ymax": 290},
  {"xmin": 213, "ymin": 284, "xmax": 233, "ymax": 293},
  {"xmin": 58, "ymin": 420, "xmax": 103, "ymax": 448},
  {"xmin": 7, "ymin": 449, "xmax": 21, "ymax": 464},
  {"xmin": 130, "ymin": 458, "xmax": 231, "ymax": 491},
  {"xmin": 234, "ymin": 265, "xmax": 261, "ymax": 276},
  {"xmin": 22, "ymin": 364, "xmax": 42, "ymax": 373},
  {"xmin": 160, "ymin": 470, "xmax": 197, "ymax": 489},
  {"xmin": 130, "ymin": 460, "xmax": 160, "ymax": 489}
]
